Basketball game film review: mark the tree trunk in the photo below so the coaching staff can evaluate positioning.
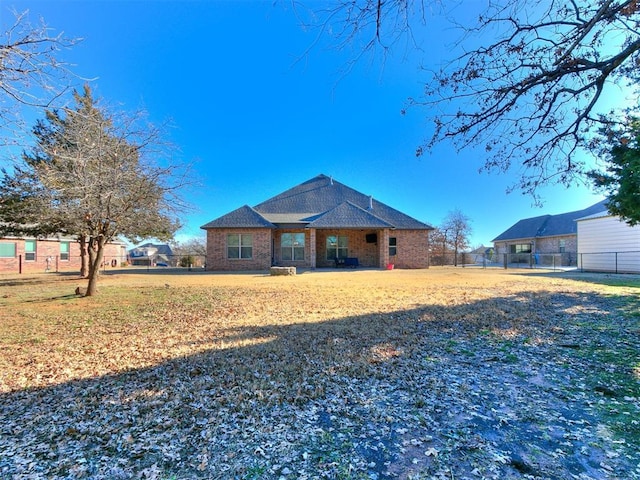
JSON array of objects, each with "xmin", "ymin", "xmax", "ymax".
[
  {"xmin": 85, "ymin": 236, "xmax": 105, "ymax": 297},
  {"xmin": 79, "ymin": 235, "xmax": 89, "ymax": 278}
]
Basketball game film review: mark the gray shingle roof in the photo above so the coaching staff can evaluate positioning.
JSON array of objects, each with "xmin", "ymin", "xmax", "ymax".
[
  {"xmin": 306, "ymin": 201, "xmax": 394, "ymax": 229},
  {"xmin": 202, "ymin": 174, "xmax": 432, "ymax": 230},
  {"xmin": 492, "ymin": 200, "xmax": 608, "ymax": 242},
  {"xmin": 200, "ymin": 205, "xmax": 276, "ymax": 229},
  {"xmin": 254, "ymin": 174, "xmax": 432, "ymax": 230}
]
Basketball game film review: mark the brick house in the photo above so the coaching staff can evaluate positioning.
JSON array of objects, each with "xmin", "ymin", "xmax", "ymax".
[
  {"xmin": 201, "ymin": 174, "xmax": 433, "ymax": 271},
  {"xmin": 492, "ymin": 200, "xmax": 608, "ymax": 267},
  {"xmin": 0, "ymin": 235, "xmax": 128, "ymax": 274}
]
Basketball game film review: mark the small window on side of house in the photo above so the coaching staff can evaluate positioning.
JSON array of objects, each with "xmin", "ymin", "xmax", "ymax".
[
  {"xmin": 60, "ymin": 241, "xmax": 70, "ymax": 261},
  {"xmin": 25, "ymin": 240, "xmax": 36, "ymax": 261},
  {"xmin": 389, "ymin": 237, "xmax": 397, "ymax": 256},
  {"xmin": 559, "ymin": 239, "xmax": 566, "ymax": 253}
]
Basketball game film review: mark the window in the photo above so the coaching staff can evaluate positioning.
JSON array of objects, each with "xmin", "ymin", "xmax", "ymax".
[
  {"xmin": 559, "ymin": 239, "xmax": 566, "ymax": 253},
  {"xmin": 60, "ymin": 242, "xmax": 70, "ymax": 261},
  {"xmin": 227, "ymin": 234, "xmax": 253, "ymax": 259},
  {"xmin": 510, "ymin": 243, "xmax": 532, "ymax": 254},
  {"xmin": 389, "ymin": 237, "xmax": 397, "ymax": 256},
  {"xmin": 0, "ymin": 243, "xmax": 16, "ymax": 258},
  {"xmin": 281, "ymin": 233, "xmax": 305, "ymax": 261},
  {"xmin": 25, "ymin": 240, "xmax": 36, "ymax": 261},
  {"xmin": 326, "ymin": 235, "xmax": 348, "ymax": 260}
]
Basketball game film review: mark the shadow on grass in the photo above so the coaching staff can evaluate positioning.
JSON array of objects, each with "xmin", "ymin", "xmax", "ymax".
[
  {"xmin": 1, "ymin": 289, "xmax": 639, "ymax": 479},
  {"xmin": 0, "ymin": 271, "xmax": 82, "ymax": 288}
]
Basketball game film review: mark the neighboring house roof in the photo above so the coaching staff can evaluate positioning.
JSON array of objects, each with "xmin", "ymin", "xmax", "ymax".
[
  {"xmin": 576, "ymin": 210, "xmax": 614, "ymax": 222},
  {"xmin": 202, "ymin": 174, "xmax": 433, "ymax": 230},
  {"xmin": 129, "ymin": 243, "xmax": 174, "ymax": 257},
  {"xmin": 492, "ymin": 200, "xmax": 608, "ymax": 242}
]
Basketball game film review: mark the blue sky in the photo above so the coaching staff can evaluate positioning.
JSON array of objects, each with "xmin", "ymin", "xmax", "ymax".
[{"xmin": 1, "ymin": 1, "xmax": 607, "ymax": 247}]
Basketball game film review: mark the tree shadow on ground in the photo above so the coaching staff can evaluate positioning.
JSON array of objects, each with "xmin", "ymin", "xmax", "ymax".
[{"xmin": 1, "ymin": 289, "xmax": 639, "ymax": 479}]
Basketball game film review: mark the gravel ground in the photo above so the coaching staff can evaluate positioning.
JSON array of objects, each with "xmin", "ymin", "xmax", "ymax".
[{"xmin": 0, "ymin": 268, "xmax": 639, "ymax": 479}]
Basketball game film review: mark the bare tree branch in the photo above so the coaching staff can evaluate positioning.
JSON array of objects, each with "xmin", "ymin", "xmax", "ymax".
[
  {"xmin": 303, "ymin": 0, "xmax": 640, "ymax": 199},
  {"xmin": 0, "ymin": 9, "xmax": 80, "ymax": 146}
]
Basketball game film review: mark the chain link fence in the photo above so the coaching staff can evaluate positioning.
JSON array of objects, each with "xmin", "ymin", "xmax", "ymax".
[
  {"xmin": 433, "ymin": 252, "xmax": 570, "ymax": 271},
  {"xmin": 3, "ymin": 254, "xmax": 207, "ymax": 274}
]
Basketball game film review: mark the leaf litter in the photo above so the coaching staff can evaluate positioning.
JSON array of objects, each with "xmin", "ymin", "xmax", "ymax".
[{"xmin": 0, "ymin": 269, "xmax": 639, "ymax": 479}]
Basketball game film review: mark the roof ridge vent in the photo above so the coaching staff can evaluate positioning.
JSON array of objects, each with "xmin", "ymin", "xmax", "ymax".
[
  {"xmin": 329, "ymin": 176, "xmax": 333, "ymax": 185},
  {"xmin": 368, "ymin": 195, "xmax": 373, "ymax": 210}
]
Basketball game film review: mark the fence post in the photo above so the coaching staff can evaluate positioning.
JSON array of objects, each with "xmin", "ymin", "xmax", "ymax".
[
  {"xmin": 615, "ymin": 252, "xmax": 618, "ymax": 274},
  {"xmin": 19, "ymin": 254, "xmax": 22, "ymax": 274},
  {"xmin": 580, "ymin": 253, "xmax": 583, "ymax": 272}
]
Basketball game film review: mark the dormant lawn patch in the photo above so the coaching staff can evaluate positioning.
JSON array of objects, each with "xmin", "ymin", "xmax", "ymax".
[{"xmin": 1, "ymin": 268, "xmax": 639, "ymax": 479}]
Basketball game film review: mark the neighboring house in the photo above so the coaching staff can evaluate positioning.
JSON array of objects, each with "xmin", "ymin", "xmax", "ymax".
[
  {"xmin": 0, "ymin": 235, "xmax": 127, "ymax": 274},
  {"xmin": 468, "ymin": 246, "xmax": 495, "ymax": 264},
  {"xmin": 201, "ymin": 174, "xmax": 434, "ymax": 271},
  {"xmin": 128, "ymin": 243, "xmax": 174, "ymax": 266},
  {"xmin": 492, "ymin": 200, "xmax": 608, "ymax": 266},
  {"xmin": 577, "ymin": 211, "xmax": 640, "ymax": 273}
]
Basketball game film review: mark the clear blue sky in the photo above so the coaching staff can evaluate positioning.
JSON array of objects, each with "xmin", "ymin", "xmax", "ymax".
[{"xmin": 1, "ymin": 1, "xmax": 606, "ymax": 247}]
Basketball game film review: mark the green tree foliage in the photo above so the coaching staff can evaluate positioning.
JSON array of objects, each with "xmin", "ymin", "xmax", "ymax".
[
  {"xmin": 589, "ymin": 118, "xmax": 640, "ymax": 225},
  {"xmin": 0, "ymin": 85, "xmax": 185, "ymax": 295}
]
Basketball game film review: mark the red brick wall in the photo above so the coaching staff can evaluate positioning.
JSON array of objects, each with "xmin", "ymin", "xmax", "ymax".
[
  {"xmin": 205, "ymin": 228, "xmax": 273, "ymax": 271},
  {"xmin": 0, "ymin": 238, "xmax": 127, "ymax": 274},
  {"xmin": 388, "ymin": 230, "xmax": 430, "ymax": 269},
  {"xmin": 314, "ymin": 230, "xmax": 381, "ymax": 268},
  {"xmin": 204, "ymin": 227, "xmax": 430, "ymax": 271}
]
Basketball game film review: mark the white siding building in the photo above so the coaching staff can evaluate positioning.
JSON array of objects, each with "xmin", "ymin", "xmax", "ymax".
[{"xmin": 577, "ymin": 212, "xmax": 640, "ymax": 273}]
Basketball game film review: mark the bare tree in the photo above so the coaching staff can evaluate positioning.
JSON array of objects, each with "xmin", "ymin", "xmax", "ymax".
[
  {"xmin": 441, "ymin": 209, "xmax": 472, "ymax": 266},
  {"xmin": 429, "ymin": 227, "xmax": 450, "ymax": 265},
  {"xmin": 170, "ymin": 237, "xmax": 207, "ymax": 267},
  {"xmin": 0, "ymin": 9, "xmax": 77, "ymax": 144},
  {"xmin": 0, "ymin": 85, "xmax": 187, "ymax": 296},
  {"xmin": 301, "ymin": 1, "xmax": 640, "ymax": 198}
]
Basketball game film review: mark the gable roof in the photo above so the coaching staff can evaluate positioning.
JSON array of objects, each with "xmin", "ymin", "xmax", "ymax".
[
  {"xmin": 200, "ymin": 205, "xmax": 276, "ymax": 229},
  {"xmin": 306, "ymin": 201, "xmax": 394, "ymax": 229},
  {"xmin": 202, "ymin": 174, "xmax": 432, "ymax": 230},
  {"xmin": 492, "ymin": 200, "xmax": 608, "ymax": 242}
]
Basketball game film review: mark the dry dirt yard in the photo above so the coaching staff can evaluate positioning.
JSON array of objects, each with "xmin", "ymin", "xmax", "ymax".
[{"xmin": 0, "ymin": 267, "xmax": 639, "ymax": 479}]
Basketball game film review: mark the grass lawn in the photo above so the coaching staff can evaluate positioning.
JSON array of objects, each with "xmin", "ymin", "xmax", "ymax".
[{"xmin": 1, "ymin": 268, "xmax": 639, "ymax": 479}]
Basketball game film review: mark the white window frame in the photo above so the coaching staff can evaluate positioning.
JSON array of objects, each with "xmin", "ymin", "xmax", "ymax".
[
  {"xmin": 60, "ymin": 241, "xmax": 70, "ymax": 261},
  {"xmin": 24, "ymin": 240, "xmax": 36, "ymax": 261}
]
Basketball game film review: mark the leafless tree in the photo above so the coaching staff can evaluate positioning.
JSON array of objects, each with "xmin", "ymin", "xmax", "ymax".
[
  {"xmin": 429, "ymin": 226, "xmax": 450, "ymax": 265},
  {"xmin": 441, "ymin": 209, "xmax": 472, "ymax": 266},
  {"xmin": 299, "ymin": 0, "xmax": 640, "ymax": 199},
  {"xmin": 0, "ymin": 9, "xmax": 77, "ymax": 145}
]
